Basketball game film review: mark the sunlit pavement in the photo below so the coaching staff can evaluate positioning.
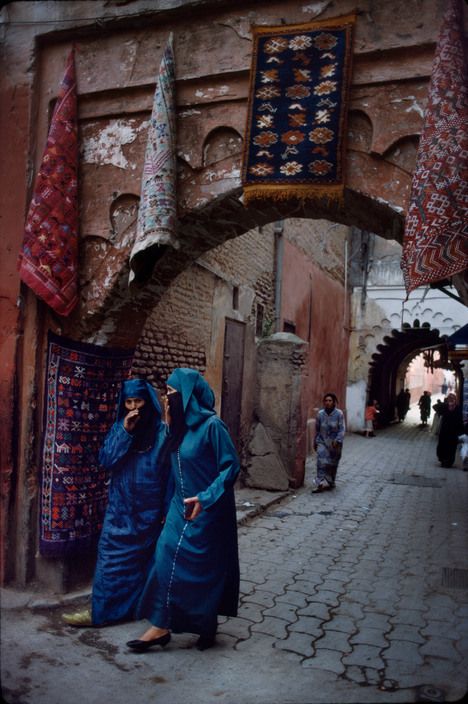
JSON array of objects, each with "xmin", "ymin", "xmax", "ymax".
[{"xmin": 2, "ymin": 411, "xmax": 467, "ymax": 704}]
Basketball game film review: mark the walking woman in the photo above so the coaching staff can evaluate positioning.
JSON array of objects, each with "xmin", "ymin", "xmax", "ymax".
[
  {"xmin": 311, "ymin": 392, "xmax": 345, "ymax": 493},
  {"xmin": 128, "ymin": 368, "xmax": 240, "ymax": 652},
  {"xmin": 437, "ymin": 393, "xmax": 465, "ymax": 468},
  {"xmin": 63, "ymin": 378, "xmax": 168, "ymax": 627}
]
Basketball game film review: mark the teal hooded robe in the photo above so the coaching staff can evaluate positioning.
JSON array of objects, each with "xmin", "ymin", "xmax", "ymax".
[
  {"xmin": 92, "ymin": 378, "xmax": 168, "ymax": 625},
  {"xmin": 137, "ymin": 368, "xmax": 240, "ymax": 636}
]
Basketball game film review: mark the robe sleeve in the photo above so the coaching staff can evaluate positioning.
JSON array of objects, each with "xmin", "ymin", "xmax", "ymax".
[
  {"xmin": 197, "ymin": 419, "xmax": 240, "ymax": 511},
  {"xmin": 99, "ymin": 421, "xmax": 133, "ymax": 469},
  {"xmin": 336, "ymin": 410, "xmax": 345, "ymax": 443},
  {"xmin": 314, "ymin": 412, "xmax": 322, "ymax": 444}
]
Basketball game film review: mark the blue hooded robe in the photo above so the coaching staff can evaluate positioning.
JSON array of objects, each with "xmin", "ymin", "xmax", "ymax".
[
  {"xmin": 137, "ymin": 368, "xmax": 240, "ymax": 637},
  {"xmin": 92, "ymin": 378, "xmax": 168, "ymax": 625}
]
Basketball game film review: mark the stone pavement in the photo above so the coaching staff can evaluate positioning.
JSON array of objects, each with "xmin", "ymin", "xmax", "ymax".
[{"xmin": 2, "ymin": 414, "xmax": 468, "ymax": 704}]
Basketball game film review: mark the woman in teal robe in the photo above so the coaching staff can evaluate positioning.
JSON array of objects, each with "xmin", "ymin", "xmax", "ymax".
[
  {"xmin": 63, "ymin": 378, "xmax": 168, "ymax": 627},
  {"xmin": 129, "ymin": 368, "xmax": 240, "ymax": 652}
]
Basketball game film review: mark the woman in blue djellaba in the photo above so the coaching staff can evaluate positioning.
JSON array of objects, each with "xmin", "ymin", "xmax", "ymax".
[
  {"xmin": 63, "ymin": 378, "xmax": 168, "ymax": 627},
  {"xmin": 127, "ymin": 368, "xmax": 240, "ymax": 653}
]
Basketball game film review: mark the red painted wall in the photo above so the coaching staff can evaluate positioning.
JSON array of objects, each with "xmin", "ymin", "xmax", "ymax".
[{"xmin": 281, "ymin": 239, "xmax": 349, "ymax": 419}]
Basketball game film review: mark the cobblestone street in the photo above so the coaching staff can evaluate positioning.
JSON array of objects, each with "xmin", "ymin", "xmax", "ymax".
[{"xmin": 2, "ymin": 413, "xmax": 468, "ymax": 704}]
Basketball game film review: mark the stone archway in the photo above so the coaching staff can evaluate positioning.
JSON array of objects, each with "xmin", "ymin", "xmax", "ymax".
[
  {"xmin": 367, "ymin": 324, "xmax": 461, "ymax": 425},
  {"xmin": 3, "ymin": 0, "xmax": 466, "ymax": 588}
]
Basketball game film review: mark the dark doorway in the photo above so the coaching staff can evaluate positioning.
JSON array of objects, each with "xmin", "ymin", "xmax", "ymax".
[{"xmin": 221, "ymin": 319, "xmax": 245, "ymax": 444}]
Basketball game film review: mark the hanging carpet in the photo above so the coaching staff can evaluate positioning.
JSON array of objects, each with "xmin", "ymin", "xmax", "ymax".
[
  {"xmin": 401, "ymin": 0, "xmax": 468, "ymax": 294},
  {"xmin": 39, "ymin": 332, "xmax": 134, "ymax": 557},
  {"xmin": 18, "ymin": 50, "xmax": 79, "ymax": 316},
  {"xmin": 242, "ymin": 15, "xmax": 355, "ymax": 206}
]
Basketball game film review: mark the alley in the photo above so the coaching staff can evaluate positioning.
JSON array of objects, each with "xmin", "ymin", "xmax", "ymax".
[{"xmin": 2, "ymin": 415, "xmax": 468, "ymax": 704}]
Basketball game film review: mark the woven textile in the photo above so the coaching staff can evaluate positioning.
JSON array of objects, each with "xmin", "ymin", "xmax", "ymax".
[
  {"xmin": 18, "ymin": 50, "xmax": 79, "ymax": 316},
  {"xmin": 242, "ymin": 15, "xmax": 355, "ymax": 205},
  {"xmin": 129, "ymin": 33, "xmax": 178, "ymax": 285},
  {"xmin": 40, "ymin": 332, "xmax": 134, "ymax": 557},
  {"xmin": 402, "ymin": 0, "xmax": 468, "ymax": 294}
]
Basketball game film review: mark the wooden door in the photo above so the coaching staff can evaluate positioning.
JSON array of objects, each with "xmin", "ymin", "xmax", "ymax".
[{"xmin": 221, "ymin": 319, "xmax": 245, "ymax": 444}]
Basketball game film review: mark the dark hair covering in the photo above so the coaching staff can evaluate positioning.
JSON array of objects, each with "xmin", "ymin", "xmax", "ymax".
[
  {"xmin": 117, "ymin": 378, "xmax": 163, "ymax": 452},
  {"xmin": 159, "ymin": 368, "xmax": 216, "ymax": 466},
  {"xmin": 323, "ymin": 392, "xmax": 338, "ymax": 404}
]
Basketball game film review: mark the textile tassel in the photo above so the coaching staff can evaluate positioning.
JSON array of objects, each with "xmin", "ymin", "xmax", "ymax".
[{"xmin": 18, "ymin": 49, "xmax": 79, "ymax": 316}]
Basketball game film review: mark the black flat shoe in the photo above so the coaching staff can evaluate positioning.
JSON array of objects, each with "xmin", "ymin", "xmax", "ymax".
[
  {"xmin": 196, "ymin": 635, "xmax": 216, "ymax": 651},
  {"xmin": 126, "ymin": 632, "xmax": 171, "ymax": 652}
]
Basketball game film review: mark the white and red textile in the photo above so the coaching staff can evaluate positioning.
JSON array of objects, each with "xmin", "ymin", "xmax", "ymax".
[{"xmin": 401, "ymin": 0, "xmax": 468, "ymax": 294}]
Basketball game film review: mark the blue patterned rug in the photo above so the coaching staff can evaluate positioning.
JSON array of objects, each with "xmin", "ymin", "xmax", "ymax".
[
  {"xmin": 40, "ymin": 332, "xmax": 134, "ymax": 557},
  {"xmin": 242, "ymin": 15, "xmax": 355, "ymax": 205}
]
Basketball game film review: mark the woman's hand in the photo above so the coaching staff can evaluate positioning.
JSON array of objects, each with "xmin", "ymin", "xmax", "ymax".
[
  {"xmin": 124, "ymin": 409, "xmax": 141, "ymax": 433},
  {"xmin": 183, "ymin": 496, "xmax": 202, "ymax": 521}
]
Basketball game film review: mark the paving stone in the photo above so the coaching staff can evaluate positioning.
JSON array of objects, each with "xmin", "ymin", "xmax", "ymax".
[
  {"xmin": 274, "ymin": 631, "xmax": 315, "ymax": 658},
  {"xmin": 262, "ymin": 602, "xmax": 298, "ymax": 622},
  {"xmin": 296, "ymin": 601, "xmax": 331, "ymax": 620},
  {"xmin": 344, "ymin": 665, "xmax": 367, "ymax": 684},
  {"xmin": 350, "ymin": 627, "xmax": 389, "ymax": 648},
  {"xmin": 383, "ymin": 640, "xmax": 424, "ymax": 665},
  {"xmin": 301, "ymin": 648, "xmax": 346, "ymax": 675},
  {"xmin": 322, "ymin": 615, "xmax": 357, "ymax": 634},
  {"xmin": 236, "ymin": 601, "xmax": 265, "ymax": 623},
  {"xmin": 359, "ymin": 612, "xmax": 392, "ymax": 630},
  {"xmin": 276, "ymin": 589, "xmax": 308, "ymax": 609},
  {"xmin": 420, "ymin": 620, "xmax": 458, "ymax": 638},
  {"xmin": 289, "ymin": 616, "xmax": 323, "ymax": 637},
  {"xmin": 343, "ymin": 644, "xmax": 387, "ymax": 670},
  {"xmin": 334, "ymin": 601, "xmax": 365, "ymax": 620},
  {"xmin": 389, "ymin": 609, "xmax": 428, "ymax": 628},
  {"xmin": 419, "ymin": 637, "xmax": 462, "ymax": 661},
  {"xmin": 341, "ymin": 589, "xmax": 373, "ymax": 605},
  {"xmin": 242, "ymin": 589, "xmax": 276, "ymax": 608},
  {"xmin": 218, "ymin": 616, "xmax": 252, "ymax": 640},
  {"xmin": 314, "ymin": 630, "xmax": 353, "ymax": 654},
  {"xmin": 251, "ymin": 616, "xmax": 289, "ymax": 639},
  {"xmin": 386, "ymin": 624, "xmax": 425, "ymax": 644}
]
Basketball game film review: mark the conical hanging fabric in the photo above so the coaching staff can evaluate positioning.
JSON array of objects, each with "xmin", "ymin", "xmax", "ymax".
[{"xmin": 129, "ymin": 33, "xmax": 179, "ymax": 286}]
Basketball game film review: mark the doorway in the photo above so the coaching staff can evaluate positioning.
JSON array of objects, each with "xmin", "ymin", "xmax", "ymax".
[{"xmin": 221, "ymin": 319, "xmax": 245, "ymax": 444}]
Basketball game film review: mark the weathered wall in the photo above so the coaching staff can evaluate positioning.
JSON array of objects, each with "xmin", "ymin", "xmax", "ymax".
[{"xmin": 281, "ymin": 227, "xmax": 349, "ymax": 416}]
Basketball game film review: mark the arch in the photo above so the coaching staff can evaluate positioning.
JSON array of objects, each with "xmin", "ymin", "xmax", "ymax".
[
  {"xmin": 367, "ymin": 325, "xmax": 462, "ymax": 425},
  {"xmin": 203, "ymin": 126, "xmax": 243, "ymax": 167}
]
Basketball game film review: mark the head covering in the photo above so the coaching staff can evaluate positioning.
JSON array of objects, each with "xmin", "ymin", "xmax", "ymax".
[
  {"xmin": 117, "ymin": 378, "xmax": 161, "ymax": 418},
  {"xmin": 166, "ymin": 368, "xmax": 216, "ymax": 428},
  {"xmin": 117, "ymin": 378, "xmax": 163, "ymax": 451}
]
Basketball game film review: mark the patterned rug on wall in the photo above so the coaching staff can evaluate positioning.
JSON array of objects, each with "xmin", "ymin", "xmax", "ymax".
[
  {"xmin": 40, "ymin": 332, "xmax": 134, "ymax": 557},
  {"xmin": 242, "ymin": 15, "xmax": 355, "ymax": 206}
]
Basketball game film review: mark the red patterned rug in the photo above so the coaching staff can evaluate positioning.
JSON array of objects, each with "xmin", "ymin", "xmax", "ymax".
[
  {"xmin": 18, "ymin": 50, "xmax": 79, "ymax": 316},
  {"xmin": 402, "ymin": 0, "xmax": 468, "ymax": 294}
]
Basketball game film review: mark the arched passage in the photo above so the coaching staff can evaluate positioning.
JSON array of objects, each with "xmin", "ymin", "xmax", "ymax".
[{"xmin": 368, "ymin": 324, "xmax": 462, "ymax": 425}]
